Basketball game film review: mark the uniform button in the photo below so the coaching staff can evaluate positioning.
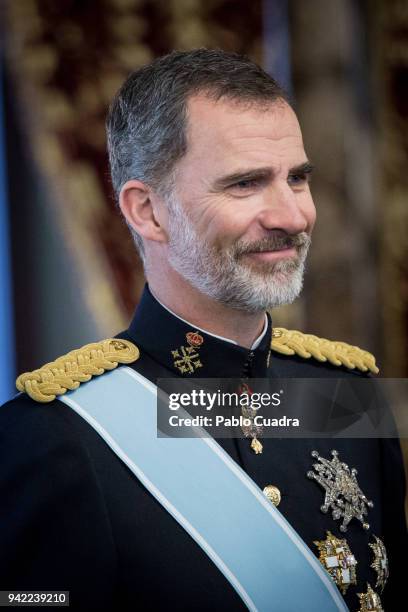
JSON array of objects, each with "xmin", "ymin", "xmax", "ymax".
[{"xmin": 263, "ymin": 485, "xmax": 281, "ymax": 507}]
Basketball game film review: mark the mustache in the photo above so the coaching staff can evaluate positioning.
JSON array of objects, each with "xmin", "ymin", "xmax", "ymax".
[{"xmin": 232, "ymin": 232, "xmax": 311, "ymax": 257}]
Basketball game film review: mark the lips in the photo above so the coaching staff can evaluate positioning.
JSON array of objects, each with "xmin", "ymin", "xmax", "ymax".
[
  {"xmin": 245, "ymin": 247, "xmax": 298, "ymax": 261},
  {"xmin": 232, "ymin": 233, "xmax": 310, "ymax": 262},
  {"xmin": 252, "ymin": 245, "xmax": 293, "ymax": 253}
]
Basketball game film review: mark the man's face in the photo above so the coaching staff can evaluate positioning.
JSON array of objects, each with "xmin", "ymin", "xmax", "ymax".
[{"xmin": 165, "ymin": 95, "xmax": 316, "ymax": 312}]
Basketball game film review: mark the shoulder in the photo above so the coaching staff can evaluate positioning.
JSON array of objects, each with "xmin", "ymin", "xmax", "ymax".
[
  {"xmin": 0, "ymin": 395, "xmax": 103, "ymax": 511},
  {"xmin": 0, "ymin": 386, "xmax": 134, "ymax": 497},
  {"xmin": 0, "ymin": 393, "xmax": 95, "ymax": 464},
  {"xmin": 1, "ymin": 337, "xmax": 141, "ymax": 457},
  {"xmin": 270, "ymin": 327, "xmax": 378, "ymax": 377},
  {"xmin": 14, "ymin": 337, "xmax": 139, "ymax": 404}
]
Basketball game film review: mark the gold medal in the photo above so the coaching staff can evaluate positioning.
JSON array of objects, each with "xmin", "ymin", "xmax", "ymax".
[
  {"xmin": 357, "ymin": 583, "xmax": 383, "ymax": 612},
  {"xmin": 250, "ymin": 437, "xmax": 263, "ymax": 454},
  {"xmin": 369, "ymin": 536, "xmax": 389, "ymax": 593},
  {"xmin": 314, "ymin": 531, "xmax": 357, "ymax": 595}
]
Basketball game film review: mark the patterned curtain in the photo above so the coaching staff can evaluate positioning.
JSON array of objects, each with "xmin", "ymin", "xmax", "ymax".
[
  {"xmin": 5, "ymin": 0, "xmax": 263, "ymax": 341},
  {"xmin": 375, "ymin": 0, "xmax": 408, "ymax": 377}
]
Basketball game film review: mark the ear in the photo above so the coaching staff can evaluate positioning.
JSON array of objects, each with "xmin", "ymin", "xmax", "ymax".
[{"xmin": 119, "ymin": 179, "xmax": 168, "ymax": 243}]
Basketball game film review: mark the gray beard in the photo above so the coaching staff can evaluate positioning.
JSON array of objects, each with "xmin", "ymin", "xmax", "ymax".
[{"xmin": 166, "ymin": 195, "xmax": 311, "ymax": 313}]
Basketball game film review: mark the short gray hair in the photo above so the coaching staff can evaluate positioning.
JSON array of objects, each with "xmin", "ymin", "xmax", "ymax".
[{"xmin": 106, "ymin": 48, "xmax": 288, "ymax": 260}]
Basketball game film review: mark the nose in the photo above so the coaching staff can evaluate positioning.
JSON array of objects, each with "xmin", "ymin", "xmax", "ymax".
[{"xmin": 258, "ymin": 183, "xmax": 314, "ymax": 235}]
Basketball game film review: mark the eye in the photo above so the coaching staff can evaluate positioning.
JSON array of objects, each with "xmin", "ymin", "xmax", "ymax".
[
  {"xmin": 287, "ymin": 173, "xmax": 310, "ymax": 186},
  {"xmin": 231, "ymin": 179, "xmax": 259, "ymax": 190}
]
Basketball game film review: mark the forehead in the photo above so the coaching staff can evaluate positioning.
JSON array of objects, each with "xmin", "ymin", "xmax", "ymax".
[{"xmin": 184, "ymin": 94, "xmax": 305, "ymax": 168}]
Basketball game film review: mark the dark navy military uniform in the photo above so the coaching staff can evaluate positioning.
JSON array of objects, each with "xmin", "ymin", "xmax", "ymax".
[{"xmin": 0, "ymin": 285, "xmax": 406, "ymax": 611}]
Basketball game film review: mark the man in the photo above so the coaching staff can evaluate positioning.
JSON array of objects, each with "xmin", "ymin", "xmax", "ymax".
[{"xmin": 0, "ymin": 49, "xmax": 406, "ymax": 611}]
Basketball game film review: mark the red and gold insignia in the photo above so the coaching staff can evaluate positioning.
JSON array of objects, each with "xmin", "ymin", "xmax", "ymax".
[
  {"xmin": 237, "ymin": 382, "xmax": 263, "ymax": 454},
  {"xmin": 186, "ymin": 331, "xmax": 204, "ymax": 347},
  {"xmin": 238, "ymin": 382, "xmax": 253, "ymax": 396},
  {"xmin": 171, "ymin": 331, "xmax": 204, "ymax": 374}
]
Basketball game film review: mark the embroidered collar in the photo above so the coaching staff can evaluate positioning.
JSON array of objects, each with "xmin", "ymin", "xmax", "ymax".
[{"xmin": 127, "ymin": 285, "xmax": 272, "ymax": 378}]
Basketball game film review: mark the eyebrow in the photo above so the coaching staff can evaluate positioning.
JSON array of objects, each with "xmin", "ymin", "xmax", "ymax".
[{"xmin": 211, "ymin": 161, "xmax": 315, "ymax": 190}]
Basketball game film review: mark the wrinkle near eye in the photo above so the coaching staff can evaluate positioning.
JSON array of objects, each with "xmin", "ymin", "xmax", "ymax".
[{"xmin": 187, "ymin": 193, "xmax": 227, "ymax": 227}]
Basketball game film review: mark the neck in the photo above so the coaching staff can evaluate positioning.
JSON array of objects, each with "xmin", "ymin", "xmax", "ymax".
[{"xmin": 147, "ymin": 272, "xmax": 266, "ymax": 349}]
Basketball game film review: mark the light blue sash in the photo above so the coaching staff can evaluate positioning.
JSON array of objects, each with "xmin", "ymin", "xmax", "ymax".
[{"xmin": 60, "ymin": 367, "xmax": 348, "ymax": 612}]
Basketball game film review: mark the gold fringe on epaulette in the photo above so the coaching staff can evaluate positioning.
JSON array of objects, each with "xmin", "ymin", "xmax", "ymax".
[
  {"xmin": 16, "ymin": 339, "xmax": 139, "ymax": 403},
  {"xmin": 271, "ymin": 328, "xmax": 379, "ymax": 374}
]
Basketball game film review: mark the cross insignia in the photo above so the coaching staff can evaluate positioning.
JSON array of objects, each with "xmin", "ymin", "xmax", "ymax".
[{"xmin": 172, "ymin": 346, "xmax": 203, "ymax": 374}]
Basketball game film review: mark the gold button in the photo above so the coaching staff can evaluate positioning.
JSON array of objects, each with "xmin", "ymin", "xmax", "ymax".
[{"xmin": 263, "ymin": 485, "xmax": 281, "ymax": 507}]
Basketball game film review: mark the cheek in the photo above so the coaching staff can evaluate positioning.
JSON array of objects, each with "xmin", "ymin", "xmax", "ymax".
[
  {"xmin": 199, "ymin": 217, "xmax": 239, "ymax": 249},
  {"xmin": 207, "ymin": 211, "xmax": 255, "ymax": 249},
  {"xmin": 191, "ymin": 196, "xmax": 250, "ymax": 244}
]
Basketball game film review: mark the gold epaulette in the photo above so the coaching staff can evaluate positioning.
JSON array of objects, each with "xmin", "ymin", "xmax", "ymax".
[
  {"xmin": 271, "ymin": 328, "xmax": 379, "ymax": 374},
  {"xmin": 16, "ymin": 339, "xmax": 140, "ymax": 403}
]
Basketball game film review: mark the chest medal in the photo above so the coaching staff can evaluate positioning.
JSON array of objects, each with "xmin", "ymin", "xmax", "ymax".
[
  {"xmin": 307, "ymin": 450, "xmax": 373, "ymax": 532},
  {"xmin": 313, "ymin": 530, "xmax": 357, "ymax": 595},
  {"xmin": 369, "ymin": 536, "xmax": 389, "ymax": 593},
  {"xmin": 357, "ymin": 584, "xmax": 383, "ymax": 612}
]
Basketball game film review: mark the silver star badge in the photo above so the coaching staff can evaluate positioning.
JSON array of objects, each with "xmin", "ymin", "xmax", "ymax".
[{"xmin": 307, "ymin": 450, "xmax": 374, "ymax": 532}]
